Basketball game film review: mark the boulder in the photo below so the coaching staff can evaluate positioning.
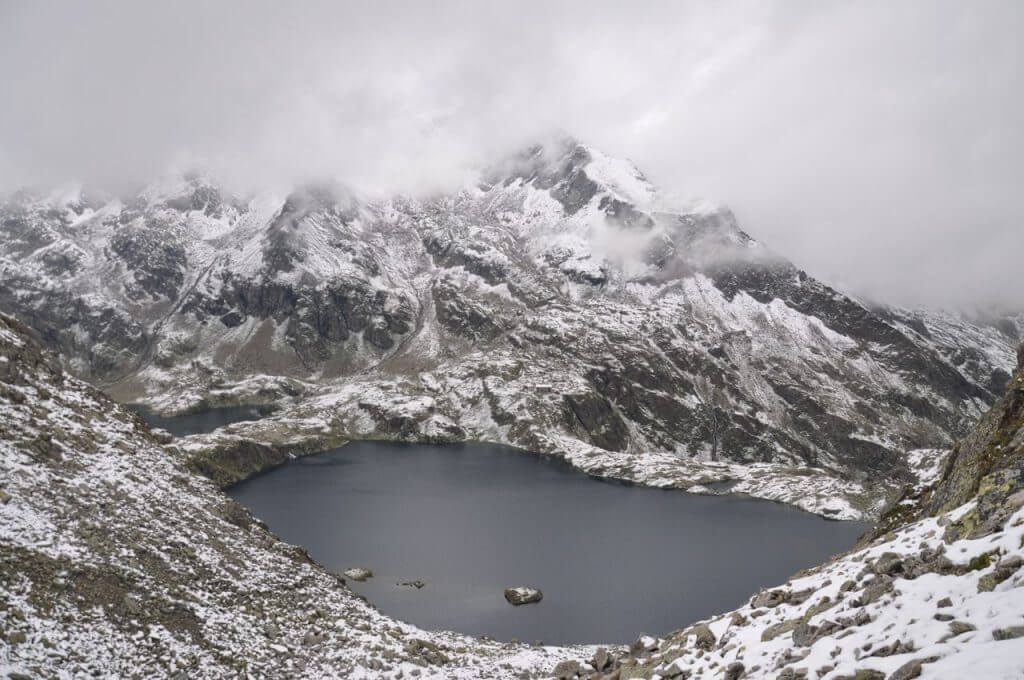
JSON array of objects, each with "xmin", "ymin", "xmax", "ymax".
[
  {"xmin": 751, "ymin": 589, "xmax": 790, "ymax": 608},
  {"xmin": 993, "ymin": 626, "xmax": 1024, "ymax": 641},
  {"xmin": 977, "ymin": 555, "xmax": 1023, "ymax": 592},
  {"xmin": 691, "ymin": 623, "xmax": 716, "ymax": 651},
  {"xmin": 888, "ymin": 658, "xmax": 926, "ymax": 680},
  {"xmin": 343, "ymin": 567, "xmax": 373, "ymax": 582},
  {"xmin": 552, "ymin": 659, "xmax": 580, "ymax": 679},
  {"xmin": 630, "ymin": 635, "xmax": 658, "ymax": 654},
  {"xmin": 948, "ymin": 621, "xmax": 976, "ymax": 636},
  {"xmin": 302, "ymin": 631, "xmax": 328, "ymax": 646},
  {"xmin": 871, "ymin": 552, "xmax": 904, "ymax": 576},
  {"xmin": 792, "ymin": 622, "xmax": 817, "ymax": 647},
  {"xmin": 724, "ymin": 662, "xmax": 745, "ymax": 680},
  {"xmin": 504, "ymin": 586, "xmax": 543, "ymax": 605}
]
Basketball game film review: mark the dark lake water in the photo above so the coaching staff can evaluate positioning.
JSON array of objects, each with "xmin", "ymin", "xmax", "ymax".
[
  {"xmin": 228, "ymin": 441, "xmax": 867, "ymax": 645},
  {"xmin": 132, "ymin": 404, "xmax": 275, "ymax": 437}
]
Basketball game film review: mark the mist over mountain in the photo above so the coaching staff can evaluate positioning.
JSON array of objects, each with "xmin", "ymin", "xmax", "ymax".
[{"xmin": 2, "ymin": 1, "xmax": 1023, "ymax": 308}]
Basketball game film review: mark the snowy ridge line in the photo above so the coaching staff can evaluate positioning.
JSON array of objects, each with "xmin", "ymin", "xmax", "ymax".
[{"xmin": 1, "ymin": 137, "xmax": 1019, "ymax": 523}]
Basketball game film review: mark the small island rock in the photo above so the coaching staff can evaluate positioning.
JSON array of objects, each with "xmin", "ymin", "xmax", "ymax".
[
  {"xmin": 503, "ymin": 586, "xmax": 543, "ymax": 605},
  {"xmin": 398, "ymin": 580, "xmax": 425, "ymax": 589},
  {"xmin": 343, "ymin": 567, "xmax": 373, "ymax": 581}
]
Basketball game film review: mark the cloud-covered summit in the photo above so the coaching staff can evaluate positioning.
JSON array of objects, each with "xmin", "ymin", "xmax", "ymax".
[{"xmin": 1, "ymin": 0, "xmax": 1021, "ymax": 308}]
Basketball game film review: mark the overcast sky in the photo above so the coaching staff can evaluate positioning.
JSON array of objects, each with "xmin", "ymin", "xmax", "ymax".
[{"xmin": 1, "ymin": 1, "xmax": 1021, "ymax": 309}]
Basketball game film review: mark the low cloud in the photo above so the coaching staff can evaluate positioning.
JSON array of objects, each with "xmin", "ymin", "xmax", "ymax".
[{"xmin": 1, "ymin": 1, "xmax": 1021, "ymax": 309}]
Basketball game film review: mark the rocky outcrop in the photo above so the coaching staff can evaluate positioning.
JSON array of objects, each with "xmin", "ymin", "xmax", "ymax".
[
  {"xmin": 108, "ymin": 220, "xmax": 187, "ymax": 301},
  {"xmin": 503, "ymin": 586, "xmax": 543, "ymax": 605},
  {"xmin": 0, "ymin": 267, "xmax": 149, "ymax": 382},
  {"xmin": 343, "ymin": 567, "xmax": 374, "ymax": 582},
  {"xmin": 185, "ymin": 437, "xmax": 295, "ymax": 488},
  {"xmin": 925, "ymin": 342, "xmax": 1024, "ymax": 540},
  {"xmin": 871, "ymin": 342, "xmax": 1024, "ymax": 540}
]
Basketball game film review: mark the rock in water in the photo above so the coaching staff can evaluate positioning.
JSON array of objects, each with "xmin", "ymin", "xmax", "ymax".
[
  {"xmin": 503, "ymin": 586, "xmax": 543, "ymax": 605},
  {"xmin": 343, "ymin": 567, "xmax": 373, "ymax": 581},
  {"xmin": 398, "ymin": 579, "xmax": 425, "ymax": 589}
]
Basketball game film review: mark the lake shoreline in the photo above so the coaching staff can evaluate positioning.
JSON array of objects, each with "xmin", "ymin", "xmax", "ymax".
[
  {"xmin": 140, "ymin": 404, "xmax": 872, "ymax": 525},
  {"xmin": 226, "ymin": 441, "xmax": 870, "ymax": 644}
]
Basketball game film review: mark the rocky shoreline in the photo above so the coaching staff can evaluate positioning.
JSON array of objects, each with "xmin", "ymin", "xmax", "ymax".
[{"xmin": 172, "ymin": 403, "xmax": 889, "ymax": 521}]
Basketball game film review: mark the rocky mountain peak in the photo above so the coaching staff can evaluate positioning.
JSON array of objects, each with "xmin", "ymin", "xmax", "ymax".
[{"xmin": 482, "ymin": 135, "xmax": 657, "ymax": 216}]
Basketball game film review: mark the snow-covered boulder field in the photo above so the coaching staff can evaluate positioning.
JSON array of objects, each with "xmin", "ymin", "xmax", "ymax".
[{"xmin": 576, "ymin": 499, "xmax": 1024, "ymax": 679}]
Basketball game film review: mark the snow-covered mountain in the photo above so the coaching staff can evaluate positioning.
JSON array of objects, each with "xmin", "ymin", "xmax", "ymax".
[{"xmin": 0, "ymin": 137, "xmax": 1018, "ymax": 517}]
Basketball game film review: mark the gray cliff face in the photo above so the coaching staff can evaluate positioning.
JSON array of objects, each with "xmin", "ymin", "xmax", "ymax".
[
  {"xmin": 0, "ymin": 139, "xmax": 1019, "ymax": 510},
  {"xmin": 871, "ymin": 341, "xmax": 1024, "ymax": 541}
]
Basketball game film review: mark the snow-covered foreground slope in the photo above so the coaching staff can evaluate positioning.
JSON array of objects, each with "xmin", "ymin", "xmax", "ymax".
[
  {"xmin": 574, "ymin": 503, "xmax": 1024, "ymax": 680},
  {"xmin": 2, "ymin": 314, "xmax": 1023, "ymax": 679},
  {"xmin": 0, "ymin": 137, "xmax": 1019, "ymax": 519}
]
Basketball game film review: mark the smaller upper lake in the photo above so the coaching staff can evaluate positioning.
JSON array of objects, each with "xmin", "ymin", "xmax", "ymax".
[
  {"xmin": 229, "ymin": 441, "xmax": 867, "ymax": 645},
  {"xmin": 131, "ymin": 404, "xmax": 275, "ymax": 437}
]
